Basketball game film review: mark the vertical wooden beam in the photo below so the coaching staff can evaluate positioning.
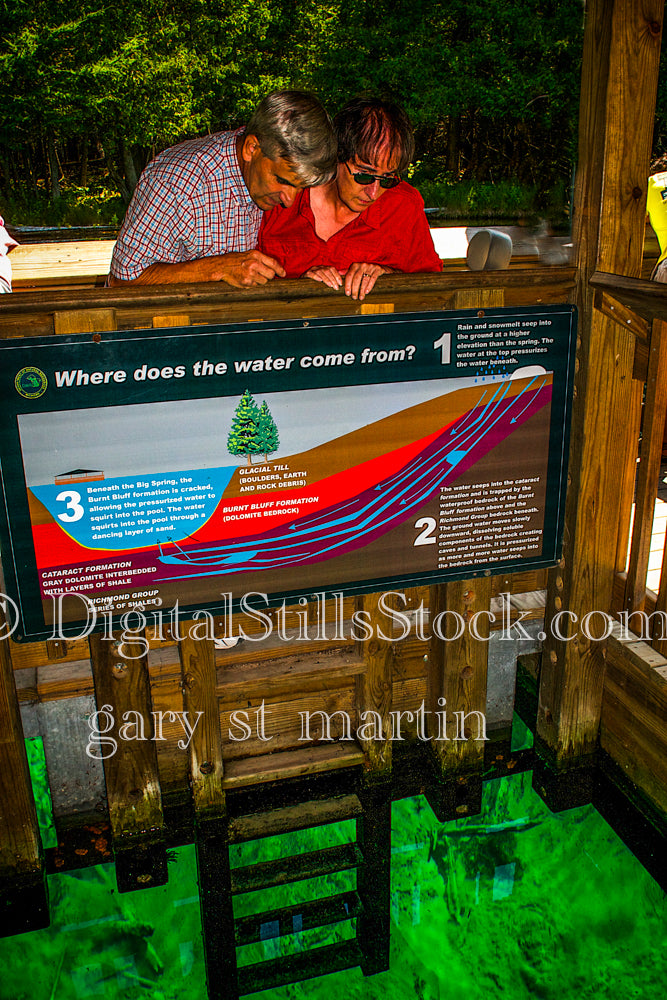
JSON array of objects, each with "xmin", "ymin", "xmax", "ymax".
[
  {"xmin": 178, "ymin": 631, "xmax": 225, "ymax": 818},
  {"xmin": 425, "ymin": 286, "xmax": 500, "ymax": 818},
  {"xmin": 0, "ymin": 624, "xmax": 49, "ymax": 935},
  {"xmin": 196, "ymin": 816, "xmax": 238, "ymax": 1000},
  {"xmin": 178, "ymin": 630, "xmax": 236, "ymax": 1000},
  {"xmin": 89, "ymin": 632, "xmax": 167, "ymax": 891},
  {"xmin": 427, "ymin": 577, "xmax": 491, "ymax": 819},
  {"xmin": 452, "ymin": 288, "xmax": 504, "ymax": 311},
  {"xmin": 356, "ymin": 783, "xmax": 391, "ymax": 976},
  {"xmin": 355, "ymin": 593, "xmax": 393, "ymax": 778},
  {"xmin": 614, "ymin": 381, "xmax": 643, "ymax": 578},
  {"xmin": 539, "ymin": 0, "xmax": 664, "ymax": 778},
  {"xmin": 360, "ymin": 302, "xmax": 394, "ymax": 315}
]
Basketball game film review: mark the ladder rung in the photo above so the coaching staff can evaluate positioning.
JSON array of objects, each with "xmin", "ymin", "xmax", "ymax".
[
  {"xmin": 237, "ymin": 938, "xmax": 363, "ymax": 994},
  {"xmin": 231, "ymin": 842, "xmax": 363, "ymax": 895},
  {"xmin": 235, "ymin": 890, "xmax": 362, "ymax": 945},
  {"xmin": 229, "ymin": 793, "xmax": 363, "ymax": 843}
]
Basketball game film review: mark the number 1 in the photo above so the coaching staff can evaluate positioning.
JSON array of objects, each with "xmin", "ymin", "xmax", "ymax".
[{"xmin": 433, "ymin": 332, "xmax": 452, "ymax": 365}]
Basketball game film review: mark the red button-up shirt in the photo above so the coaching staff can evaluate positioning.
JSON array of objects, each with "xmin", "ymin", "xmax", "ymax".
[{"xmin": 258, "ymin": 183, "xmax": 442, "ymax": 278}]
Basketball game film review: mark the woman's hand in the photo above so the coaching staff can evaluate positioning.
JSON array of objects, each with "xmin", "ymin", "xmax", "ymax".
[
  {"xmin": 303, "ymin": 265, "xmax": 343, "ymax": 290},
  {"xmin": 343, "ymin": 263, "xmax": 393, "ymax": 300}
]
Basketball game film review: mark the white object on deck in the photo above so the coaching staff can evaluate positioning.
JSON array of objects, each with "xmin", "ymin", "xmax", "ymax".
[{"xmin": 429, "ymin": 226, "xmax": 469, "ymax": 260}]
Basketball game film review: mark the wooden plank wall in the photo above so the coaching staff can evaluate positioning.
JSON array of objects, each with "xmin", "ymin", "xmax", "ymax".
[{"xmin": 603, "ymin": 625, "xmax": 667, "ymax": 815}]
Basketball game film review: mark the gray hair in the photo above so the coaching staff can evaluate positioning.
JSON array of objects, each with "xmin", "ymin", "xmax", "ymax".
[{"xmin": 244, "ymin": 90, "xmax": 337, "ymax": 186}]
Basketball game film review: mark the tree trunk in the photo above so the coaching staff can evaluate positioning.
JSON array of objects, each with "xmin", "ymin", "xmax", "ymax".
[
  {"xmin": 446, "ymin": 116, "xmax": 460, "ymax": 177},
  {"xmin": 46, "ymin": 132, "xmax": 61, "ymax": 201},
  {"xmin": 80, "ymin": 137, "xmax": 89, "ymax": 187},
  {"xmin": 121, "ymin": 140, "xmax": 139, "ymax": 195},
  {"xmin": 102, "ymin": 141, "xmax": 131, "ymax": 203}
]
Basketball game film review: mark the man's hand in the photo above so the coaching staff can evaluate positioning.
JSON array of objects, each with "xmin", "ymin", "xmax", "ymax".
[
  {"xmin": 214, "ymin": 251, "xmax": 286, "ymax": 287},
  {"xmin": 303, "ymin": 265, "xmax": 343, "ymax": 290},
  {"xmin": 107, "ymin": 251, "xmax": 285, "ymax": 287},
  {"xmin": 343, "ymin": 263, "xmax": 393, "ymax": 300}
]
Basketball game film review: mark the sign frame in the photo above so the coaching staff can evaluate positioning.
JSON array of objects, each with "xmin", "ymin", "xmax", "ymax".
[{"xmin": 0, "ymin": 305, "xmax": 576, "ymax": 641}]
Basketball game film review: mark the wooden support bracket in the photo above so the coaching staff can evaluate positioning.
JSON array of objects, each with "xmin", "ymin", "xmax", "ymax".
[
  {"xmin": 195, "ymin": 815, "xmax": 238, "ymax": 1000},
  {"xmin": 593, "ymin": 288, "xmax": 650, "ymax": 342}
]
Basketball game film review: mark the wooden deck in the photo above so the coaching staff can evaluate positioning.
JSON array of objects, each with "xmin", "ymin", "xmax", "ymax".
[{"xmin": 10, "ymin": 239, "xmax": 114, "ymax": 289}]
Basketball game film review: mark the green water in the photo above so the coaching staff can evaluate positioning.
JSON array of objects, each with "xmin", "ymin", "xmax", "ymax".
[{"xmin": 0, "ymin": 765, "xmax": 664, "ymax": 999}]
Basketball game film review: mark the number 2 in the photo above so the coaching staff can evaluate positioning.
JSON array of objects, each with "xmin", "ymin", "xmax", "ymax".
[{"xmin": 414, "ymin": 516, "xmax": 437, "ymax": 546}]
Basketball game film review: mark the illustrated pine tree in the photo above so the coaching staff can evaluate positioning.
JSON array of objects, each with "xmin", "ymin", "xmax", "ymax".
[
  {"xmin": 257, "ymin": 400, "xmax": 280, "ymax": 462},
  {"xmin": 227, "ymin": 390, "xmax": 262, "ymax": 465}
]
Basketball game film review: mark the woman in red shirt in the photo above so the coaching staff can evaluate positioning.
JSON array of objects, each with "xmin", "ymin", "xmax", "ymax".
[{"xmin": 258, "ymin": 97, "xmax": 442, "ymax": 301}]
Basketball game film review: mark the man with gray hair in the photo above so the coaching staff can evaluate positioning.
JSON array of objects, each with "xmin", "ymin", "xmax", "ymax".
[{"xmin": 108, "ymin": 90, "xmax": 337, "ymax": 288}]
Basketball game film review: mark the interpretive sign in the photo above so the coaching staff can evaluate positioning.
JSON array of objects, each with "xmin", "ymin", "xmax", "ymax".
[{"xmin": 0, "ymin": 306, "xmax": 576, "ymax": 639}]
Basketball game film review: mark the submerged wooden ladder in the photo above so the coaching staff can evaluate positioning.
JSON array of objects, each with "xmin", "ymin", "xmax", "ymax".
[{"xmin": 223, "ymin": 788, "xmax": 390, "ymax": 997}]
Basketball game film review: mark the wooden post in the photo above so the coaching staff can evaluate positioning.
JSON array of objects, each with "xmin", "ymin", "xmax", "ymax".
[
  {"xmin": 355, "ymin": 594, "xmax": 393, "ymax": 778},
  {"xmin": 178, "ymin": 630, "xmax": 237, "ymax": 1000},
  {"xmin": 538, "ymin": 0, "xmax": 664, "ymax": 789},
  {"xmin": 356, "ymin": 783, "xmax": 391, "ymax": 976},
  {"xmin": 425, "ymin": 287, "xmax": 500, "ymax": 819},
  {"xmin": 195, "ymin": 816, "xmax": 238, "ymax": 1000},
  {"xmin": 427, "ymin": 577, "xmax": 491, "ymax": 820},
  {"xmin": 178, "ymin": 631, "xmax": 225, "ymax": 818},
  {"xmin": 0, "ymin": 623, "xmax": 49, "ymax": 935},
  {"xmin": 89, "ymin": 632, "xmax": 167, "ymax": 891},
  {"xmin": 151, "ymin": 313, "xmax": 191, "ymax": 328}
]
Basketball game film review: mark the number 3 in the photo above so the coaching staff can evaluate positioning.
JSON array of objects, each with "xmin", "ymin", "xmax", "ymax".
[
  {"xmin": 56, "ymin": 490, "xmax": 84, "ymax": 523},
  {"xmin": 414, "ymin": 516, "xmax": 437, "ymax": 546}
]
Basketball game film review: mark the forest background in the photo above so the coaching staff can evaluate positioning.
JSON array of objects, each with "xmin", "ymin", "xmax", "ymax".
[{"xmin": 1, "ymin": 0, "xmax": 666, "ymax": 229}]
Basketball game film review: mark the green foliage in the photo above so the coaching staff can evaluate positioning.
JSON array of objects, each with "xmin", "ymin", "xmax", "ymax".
[
  {"xmin": 0, "ymin": 0, "xmax": 586, "ymax": 221},
  {"xmin": 414, "ymin": 177, "xmax": 538, "ymax": 219},
  {"xmin": 2, "ymin": 185, "xmax": 126, "ymax": 227}
]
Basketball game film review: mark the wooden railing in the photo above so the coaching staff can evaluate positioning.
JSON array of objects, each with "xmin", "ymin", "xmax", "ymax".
[
  {"xmin": 589, "ymin": 271, "xmax": 667, "ymax": 816},
  {"xmin": 0, "ymin": 266, "xmax": 576, "ymax": 337}
]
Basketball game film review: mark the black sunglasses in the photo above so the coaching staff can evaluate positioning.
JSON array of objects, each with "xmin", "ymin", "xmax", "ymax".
[{"xmin": 344, "ymin": 162, "xmax": 400, "ymax": 189}]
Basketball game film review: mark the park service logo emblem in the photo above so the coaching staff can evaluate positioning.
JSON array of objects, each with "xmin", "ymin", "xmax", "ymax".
[{"xmin": 15, "ymin": 366, "xmax": 48, "ymax": 399}]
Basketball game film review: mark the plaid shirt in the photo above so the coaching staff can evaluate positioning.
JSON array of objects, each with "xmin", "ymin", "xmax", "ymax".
[{"xmin": 110, "ymin": 129, "xmax": 262, "ymax": 281}]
